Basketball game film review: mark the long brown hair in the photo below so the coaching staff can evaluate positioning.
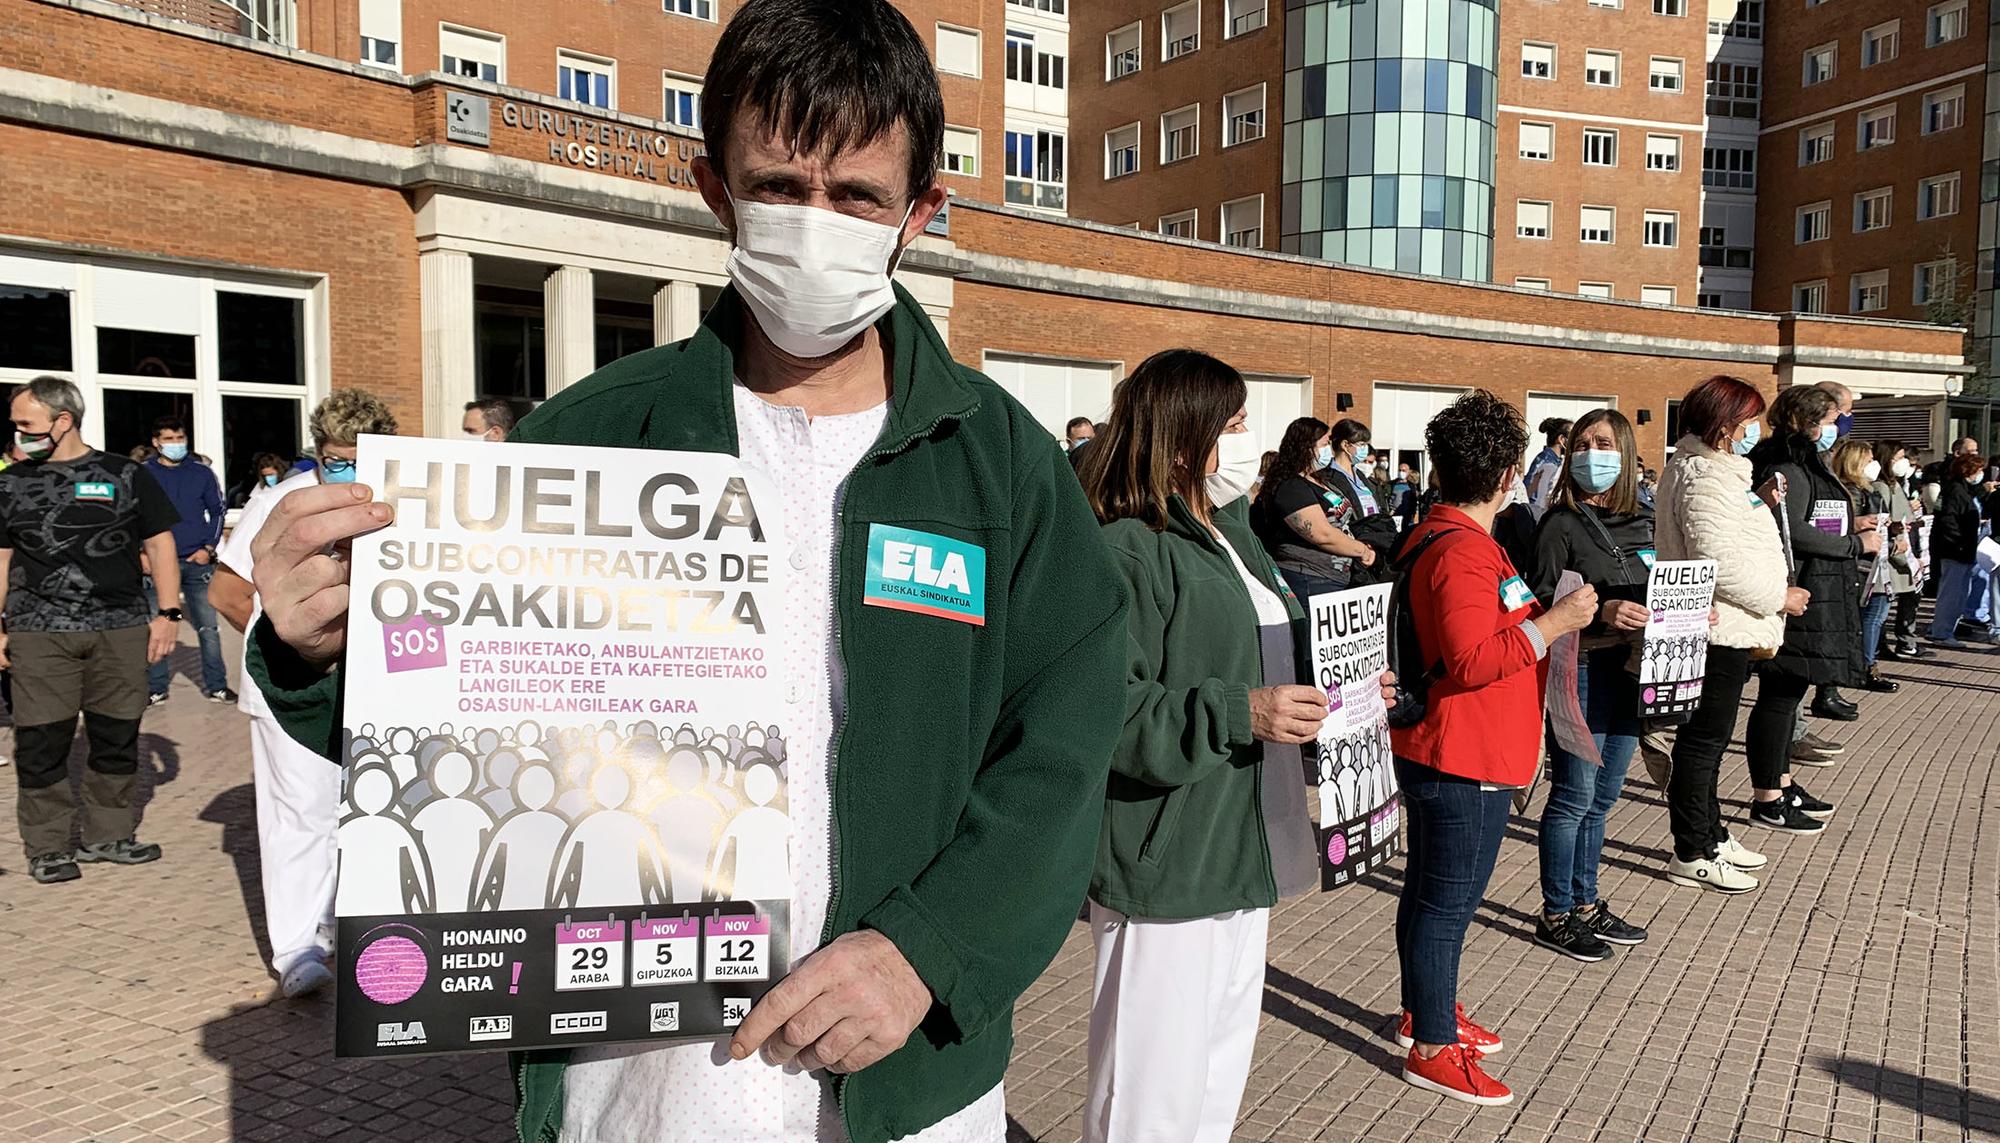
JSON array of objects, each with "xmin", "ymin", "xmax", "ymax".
[
  {"xmin": 1554, "ymin": 407, "xmax": 1642, "ymax": 515},
  {"xmin": 1079, "ymin": 349, "xmax": 1248, "ymax": 530}
]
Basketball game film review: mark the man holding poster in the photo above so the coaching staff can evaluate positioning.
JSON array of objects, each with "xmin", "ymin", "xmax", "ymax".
[{"xmin": 240, "ymin": 1, "xmax": 1130, "ymax": 1139}]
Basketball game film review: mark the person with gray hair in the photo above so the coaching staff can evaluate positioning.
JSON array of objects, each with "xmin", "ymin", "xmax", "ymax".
[
  {"xmin": 0, "ymin": 376, "xmax": 183, "ymax": 884},
  {"xmin": 461, "ymin": 396, "xmax": 520, "ymax": 442}
]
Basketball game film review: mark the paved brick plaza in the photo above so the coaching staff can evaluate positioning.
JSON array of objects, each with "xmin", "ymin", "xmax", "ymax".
[{"xmin": 2, "ymin": 626, "xmax": 1996, "ymax": 1143}]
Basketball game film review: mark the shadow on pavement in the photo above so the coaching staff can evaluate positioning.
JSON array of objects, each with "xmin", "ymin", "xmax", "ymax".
[
  {"xmin": 1815, "ymin": 1056, "xmax": 2000, "ymax": 1129},
  {"xmin": 200, "ymin": 781, "xmax": 275, "ymax": 972},
  {"xmin": 1262, "ymin": 965, "xmax": 1404, "ymax": 1075}
]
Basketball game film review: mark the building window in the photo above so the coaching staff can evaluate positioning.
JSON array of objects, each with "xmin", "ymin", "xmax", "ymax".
[
  {"xmin": 937, "ymin": 24, "xmax": 981, "ymax": 77},
  {"xmin": 1004, "ymin": 128, "xmax": 1066, "ymax": 210},
  {"xmin": 1799, "ymin": 122, "xmax": 1834, "ymax": 165},
  {"xmin": 1802, "ymin": 43, "xmax": 1834, "ymax": 87},
  {"xmin": 1652, "ymin": 0, "xmax": 1684, "ymax": 13},
  {"xmin": 1702, "ymin": 146, "xmax": 1755, "ymax": 190},
  {"xmin": 1862, "ymin": 21, "xmax": 1900, "ymax": 67},
  {"xmin": 1643, "ymin": 210, "xmax": 1678, "ymax": 247},
  {"xmin": 1797, "ymin": 202, "xmax": 1831, "ymax": 243},
  {"xmin": 1221, "ymin": 195, "xmax": 1264, "ymax": 248},
  {"xmin": 1705, "ymin": 62, "xmax": 1760, "ymax": 118},
  {"xmin": 1855, "ymin": 187, "xmax": 1893, "ymax": 232},
  {"xmin": 1225, "ymin": 0, "xmax": 1266, "ymax": 37},
  {"xmin": 1708, "ymin": 1, "xmax": 1761, "ymax": 39},
  {"xmin": 1924, "ymin": 87, "xmax": 1966, "ymax": 134},
  {"xmin": 1794, "ymin": 281, "xmax": 1828, "ymax": 313},
  {"xmin": 1641, "ymin": 285, "xmax": 1677, "ymax": 305},
  {"xmin": 440, "ymin": 24, "xmax": 503, "ymax": 82},
  {"xmin": 1224, "ymin": 85, "xmax": 1266, "ymax": 146},
  {"xmin": 1001, "ymin": 30, "xmax": 1065, "ymax": 91},
  {"xmin": 1929, "ymin": 0, "xmax": 1969, "ymax": 46},
  {"xmin": 0, "ymin": 285, "xmax": 73, "ymax": 371},
  {"xmin": 1919, "ymin": 172, "xmax": 1961, "ymax": 218},
  {"xmin": 1105, "ymin": 123, "xmax": 1140, "ymax": 177},
  {"xmin": 359, "ymin": 0, "xmax": 399, "ymax": 69},
  {"xmin": 1516, "ymin": 200, "xmax": 1552, "ymax": 240},
  {"xmin": 1515, "ymin": 278, "xmax": 1553, "ymax": 289},
  {"xmin": 1161, "ymin": 104, "xmax": 1199, "ymax": 162},
  {"xmin": 1582, "ymin": 128, "xmax": 1618, "ymax": 167},
  {"xmin": 663, "ymin": 73, "xmax": 701, "ymax": 128},
  {"xmin": 1645, "ymin": 134, "xmax": 1681, "ymax": 171},
  {"xmin": 664, "ymin": 0, "xmax": 714, "ymax": 20},
  {"xmin": 1649, "ymin": 58, "xmax": 1684, "ymax": 92},
  {"xmin": 943, "ymin": 126, "xmax": 981, "ymax": 177},
  {"xmin": 1578, "ymin": 282, "xmax": 1614, "ymax": 299},
  {"xmin": 1588, "ymin": 0, "xmax": 1619, "ymax": 7},
  {"xmin": 1163, "ymin": 1, "xmax": 1199, "ymax": 60},
  {"xmin": 557, "ymin": 50, "xmax": 614, "ymax": 108},
  {"xmin": 1519, "ymin": 121, "xmax": 1554, "ymax": 161},
  {"xmin": 1160, "ymin": 210, "xmax": 1197, "ymax": 238},
  {"xmin": 361, "ymin": 35, "xmax": 398, "ymax": 67},
  {"xmin": 1915, "ymin": 259, "xmax": 1957, "ymax": 305},
  {"xmin": 1585, "ymin": 50, "xmax": 1619, "ymax": 87},
  {"xmin": 1852, "ymin": 271, "xmax": 1889, "ymax": 313},
  {"xmin": 1579, "ymin": 206, "xmax": 1615, "ymax": 244},
  {"xmin": 1107, "ymin": 22, "xmax": 1141, "ymax": 80},
  {"xmin": 1522, "ymin": 42, "xmax": 1555, "ymax": 81},
  {"xmin": 1858, "ymin": 105, "xmax": 1896, "ymax": 150},
  {"xmin": 1007, "ymin": 0, "xmax": 1067, "ymax": 14},
  {"xmin": 1698, "ymin": 293, "xmax": 1724, "ymax": 308}
]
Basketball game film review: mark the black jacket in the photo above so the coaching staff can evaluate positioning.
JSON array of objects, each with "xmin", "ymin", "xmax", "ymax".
[
  {"xmin": 1932, "ymin": 478, "xmax": 1983, "ymax": 564},
  {"xmin": 1750, "ymin": 434, "xmax": 1865, "ymax": 686},
  {"xmin": 1527, "ymin": 503, "xmax": 1655, "ymax": 640}
]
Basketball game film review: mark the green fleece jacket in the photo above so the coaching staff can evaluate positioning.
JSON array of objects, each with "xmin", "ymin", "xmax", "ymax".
[
  {"xmin": 1091, "ymin": 494, "xmax": 1306, "ymax": 919},
  {"xmin": 245, "ymin": 286, "xmax": 1128, "ymax": 1142}
]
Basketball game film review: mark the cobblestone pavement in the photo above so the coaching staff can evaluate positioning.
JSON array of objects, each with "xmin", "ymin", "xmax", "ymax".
[{"xmin": 2, "ymin": 625, "xmax": 1997, "ymax": 1142}]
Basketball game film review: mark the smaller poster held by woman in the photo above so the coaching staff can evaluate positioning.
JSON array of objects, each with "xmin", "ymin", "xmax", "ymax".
[
  {"xmin": 1638, "ymin": 559, "xmax": 1719, "ymax": 719},
  {"xmin": 1307, "ymin": 583, "xmax": 1397, "ymax": 888}
]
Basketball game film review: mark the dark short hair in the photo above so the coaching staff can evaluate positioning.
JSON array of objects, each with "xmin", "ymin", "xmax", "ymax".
[
  {"xmin": 1065, "ymin": 416, "xmax": 1094, "ymax": 434},
  {"xmin": 1258, "ymin": 416, "xmax": 1330, "ymax": 501},
  {"xmin": 152, "ymin": 415, "xmax": 188, "ymax": 436},
  {"xmin": 466, "ymin": 396, "xmax": 518, "ymax": 433},
  {"xmin": 1079, "ymin": 349, "xmax": 1248, "ymax": 530},
  {"xmin": 1680, "ymin": 375, "xmax": 1766, "ymax": 450},
  {"xmin": 1768, "ymin": 384, "xmax": 1837, "ymax": 439},
  {"xmin": 251, "ymin": 451, "xmax": 286, "ymax": 474},
  {"xmin": 1427, "ymin": 390, "xmax": 1527, "ymax": 505},
  {"xmin": 1539, "ymin": 416, "xmax": 1572, "ymax": 446},
  {"xmin": 1329, "ymin": 418, "xmax": 1371, "ymax": 448},
  {"xmin": 702, "ymin": 0, "xmax": 944, "ymax": 202},
  {"xmin": 1871, "ymin": 438, "xmax": 1906, "ymax": 465}
]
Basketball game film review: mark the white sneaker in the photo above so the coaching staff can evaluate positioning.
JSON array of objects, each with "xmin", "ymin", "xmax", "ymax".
[
  {"xmin": 1667, "ymin": 855, "xmax": 1758, "ymax": 894},
  {"xmin": 280, "ymin": 959, "xmax": 334, "ymax": 999},
  {"xmin": 1717, "ymin": 833, "xmax": 1767, "ymax": 870}
]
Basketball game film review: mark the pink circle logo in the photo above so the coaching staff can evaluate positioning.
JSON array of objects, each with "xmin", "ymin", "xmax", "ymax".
[
  {"xmin": 1326, "ymin": 832, "xmax": 1348, "ymax": 866},
  {"xmin": 1642, "ymin": 686, "xmax": 1658, "ymax": 704},
  {"xmin": 354, "ymin": 935, "xmax": 428, "ymax": 1004}
]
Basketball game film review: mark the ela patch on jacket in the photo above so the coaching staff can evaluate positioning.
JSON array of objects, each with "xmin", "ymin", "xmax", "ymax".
[
  {"xmin": 1498, "ymin": 574, "xmax": 1535, "ymax": 610},
  {"xmin": 862, "ymin": 523, "xmax": 987, "ymax": 626},
  {"xmin": 73, "ymin": 481, "xmax": 115, "ymax": 502},
  {"xmin": 1638, "ymin": 548, "xmax": 1657, "ymax": 569}
]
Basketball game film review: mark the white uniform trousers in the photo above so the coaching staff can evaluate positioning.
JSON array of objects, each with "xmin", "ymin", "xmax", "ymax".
[
  {"xmin": 1084, "ymin": 902, "xmax": 1269, "ymax": 1143},
  {"xmin": 250, "ymin": 714, "xmax": 340, "ymax": 974}
]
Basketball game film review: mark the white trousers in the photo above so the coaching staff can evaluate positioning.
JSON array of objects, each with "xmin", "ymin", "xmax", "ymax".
[
  {"xmin": 1084, "ymin": 902, "xmax": 1269, "ymax": 1143},
  {"xmin": 250, "ymin": 715, "xmax": 340, "ymax": 974}
]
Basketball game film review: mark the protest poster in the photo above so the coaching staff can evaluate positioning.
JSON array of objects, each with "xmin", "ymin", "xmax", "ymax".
[
  {"xmin": 1307, "ymin": 583, "xmax": 1398, "ymax": 889},
  {"xmin": 1808, "ymin": 499, "xmax": 1849, "ymax": 536},
  {"xmin": 334, "ymin": 435, "xmax": 791, "ymax": 1057},
  {"xmin": 1637, "ymin": 559, "xmax": 1718, "ymax": 720}
]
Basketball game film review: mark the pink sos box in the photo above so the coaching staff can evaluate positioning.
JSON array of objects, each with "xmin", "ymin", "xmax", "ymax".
[{"xmin": 382, "ymin": 614, "xmax": 448, "ymax": 673}]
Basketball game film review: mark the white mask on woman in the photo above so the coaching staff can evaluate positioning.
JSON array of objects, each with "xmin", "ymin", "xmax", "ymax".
[
  {"xmin": 1206, "ymin": 430, "xmax": 1263, "ymax": 508},
  {"xmin": 1891, "ymin": 457, "xmax": 1914, "ymax": 480},
  {"xmin": 1863, "ymin": 460, "xmax": 1882, "ymax": 482},
  {"xmin": 726, "ymin": 197, "xmax": 914, "ymax": 359}
]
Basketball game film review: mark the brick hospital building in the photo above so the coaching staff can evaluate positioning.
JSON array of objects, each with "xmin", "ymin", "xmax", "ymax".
[{"xmin": 0, "ymin": 0, "xmax": 1985, "ymax": 495}]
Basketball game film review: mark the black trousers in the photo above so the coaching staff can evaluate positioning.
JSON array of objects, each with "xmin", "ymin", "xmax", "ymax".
[
  {"xmin": 1893, "ymin": 591, "xmax": 1919, "ymax": 644},
  {"xmin": 1746, "ymin": 667, "xmax": 1810, "ymax": 792},
  {"xmin": 1667, "ymin": 645, "xmax": 1750, "ymax": 861}
]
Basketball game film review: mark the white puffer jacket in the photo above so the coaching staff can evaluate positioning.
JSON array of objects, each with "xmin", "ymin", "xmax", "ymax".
[{"xmin": 1656, "ymin": 434, "xmax": 1790, "ymax": 650}]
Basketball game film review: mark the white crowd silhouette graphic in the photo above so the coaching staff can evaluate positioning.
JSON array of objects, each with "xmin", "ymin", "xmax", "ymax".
[
  {"xmin": 335, "ymin": 720, "xmax": 792, "ymax": 918},
  {"xmin": 1639, "ymin": 634, "xmax": 1709, "ymax": 687},
  {"xmin": 1318, "ymin": 720, "xmax": 1396, "ymax": 829}
]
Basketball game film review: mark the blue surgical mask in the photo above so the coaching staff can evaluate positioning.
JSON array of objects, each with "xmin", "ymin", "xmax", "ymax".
[
  {"xmin": 1733, "ymin": 422, "xmax": 1761, "ymax": 456},
  {"xmin": 160, "ymin": 442, "xmax": 189, "ymax": 461},
  {"xmin": 1816, "ymin": 424, "xmax": 1839, "ymax": 453},
  {"xmin": 1835, "ymin": 413, "xmax": 1853, "ymax": 437},
  {"xmin": 1570, "ymin": 449, "xmax": 1624, "ymax": 494},
  {"xmin": 319, "ymin": 457, "xmax": 358, "ymax": 484},
  {"xmin": 1353, "ymin": 444, "xmax": 1371, "ymax": 463},
  {"xmin": 1315, "ymin": 445, "xmax": 1335, "ymax": 469},
  {"xmin": 262, "ymin": 473, "xmax": 280, "ymax": 487}
]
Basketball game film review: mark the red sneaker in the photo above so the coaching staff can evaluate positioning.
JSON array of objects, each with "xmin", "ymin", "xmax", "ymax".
[
  {"xmin": 1401, "ymin": 1042, "xmax": 1515, "ymax": 1106},
  {"xmin": 1394, "ymin": 1004, "xmax": 1505, "ymax": 1056}
]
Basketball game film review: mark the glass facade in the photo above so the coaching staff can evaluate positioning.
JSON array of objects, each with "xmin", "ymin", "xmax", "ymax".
[{"xmin": 1280, "ymin": 0, "xmax": 1499, "ymax": 280}]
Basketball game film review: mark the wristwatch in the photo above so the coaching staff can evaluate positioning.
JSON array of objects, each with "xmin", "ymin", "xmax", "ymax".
[{"xmin": 158, "ymin": 607, "xmax": 185, "ymax": 622}]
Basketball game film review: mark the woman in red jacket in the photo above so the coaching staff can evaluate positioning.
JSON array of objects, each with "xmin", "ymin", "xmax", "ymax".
[{"xmin": 1391, "ymin": 392, "xmax": 1598, "ymax": 1106}]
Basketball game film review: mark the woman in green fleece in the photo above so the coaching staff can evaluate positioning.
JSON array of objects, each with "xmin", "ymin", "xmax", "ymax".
[{"xmin": 1075, "ymin": 349, "xmax": 1330, "ymax": 1142}]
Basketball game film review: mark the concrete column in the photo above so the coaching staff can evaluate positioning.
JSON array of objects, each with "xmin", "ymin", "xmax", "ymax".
[
  {"xmin": 653, "ymin": 279, "xmax": 702, "ymax": 345},
  {"xmin": 419, "ymin": 248, "xmax": 476, "ymax": 439},
  {"xmin": 544, "ymin": 265, "xmax": 596, "ymax": 394}
]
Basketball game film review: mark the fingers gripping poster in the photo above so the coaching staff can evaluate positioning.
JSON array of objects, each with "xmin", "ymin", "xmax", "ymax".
[
  {"xmin": 335, "ymin": 436, "xmax": 791, "ymax": 1057},
  {"xmin": 1638, "ymin": 559, "xmax": 1718, "ymax": 720},
  {"xmin": 1308, "ymin": 584, "xmax": 1398, "ymax": 889}
]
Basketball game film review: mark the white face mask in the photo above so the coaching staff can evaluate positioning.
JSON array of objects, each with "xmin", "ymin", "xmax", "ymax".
[
  {"xmin": 1864, "ymin": 460, "xmax": 1882, "ymax": 482},
  {"xmin": 725, "ymin": 197, "xmax": 914, "ymax": 359},
  {"xmin": 1891, "ymin": 457, "xmax": 1913, "ymax": 479},
  {"xmin": 1205, "ymin": 429, "xmax": 1262, "ymax": 508}
]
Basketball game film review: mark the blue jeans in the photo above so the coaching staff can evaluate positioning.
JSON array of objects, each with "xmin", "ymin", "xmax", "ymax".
[
  {"xmin": 1966, "ymin": 547, "xmax": 1992, "ymax": 625},
  {"xmin": 1537, "ymin": 648, "xmax": 1639, "ymax": 916},
  {"xmin": 1396, "ymin": 757, "xmax": 1511, "ymax": 1046},
  {"xmin": 1929, "ymin": 559, "xmax": 1976, "ymax": 640},
  {"xmin": 1860, "ymin": 593, "xmax": 1892, "ymax": 667},
  {"xmin": 145, "ymin": 559, "xmax": 228, "ymax": 696}
]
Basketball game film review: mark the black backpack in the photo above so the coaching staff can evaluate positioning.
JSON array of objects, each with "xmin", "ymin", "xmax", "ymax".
[{"xmin": 1383, "ymin": 525, "xmax": 1459, "ymax": 730}]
